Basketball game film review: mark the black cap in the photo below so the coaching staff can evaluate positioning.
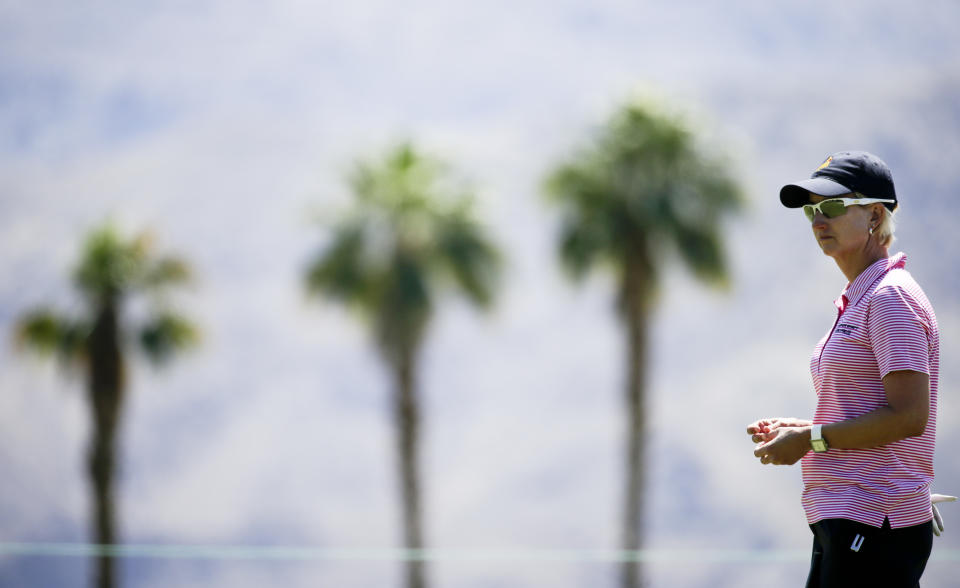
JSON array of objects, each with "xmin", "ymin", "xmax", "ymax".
[{"xmin": 780, "ymin": 151, "xmax": 897, "ymax": 210}]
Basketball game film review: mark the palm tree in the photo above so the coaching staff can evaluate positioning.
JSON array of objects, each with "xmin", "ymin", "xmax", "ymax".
[
  {"xmin": 545, "ymin": 98, "xmax": 743, "ymax": 588},
  {"xmin": 14, "ymin": 223, "xmax": 198, "ymax": 588},
  {"xmin": 305, "ymin": 143, "xmax": 501, "ymax": 588}
]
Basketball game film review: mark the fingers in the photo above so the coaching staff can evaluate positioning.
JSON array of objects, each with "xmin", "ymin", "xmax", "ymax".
[
  {"xmin": 746, "ymin": 417, "xmax": 797, "ymax": 434},
  {"xmin": 755, "ymin": 451, "xmax": 780, "ymax": 465},
  {"xmin": 754, "ymin": 446, "xmax": 769, "ymax": 464},
  {"xmin": 748, "ymin": 417, "xmax": 812, "ymax": 433},
  {"xmin": 750, "ymin": 420, "xmax": 810, "ymax": 466},
  {"xmin": 754, "ymin": 444, "xmax": 773, "ymax": 464},
  {"xmin": 750, "ymin": 425, "xmax": 784, "ymax": 444},
  {"xmin": 746, "ymin": 418, "xmax": 775, "ymax": 434}
]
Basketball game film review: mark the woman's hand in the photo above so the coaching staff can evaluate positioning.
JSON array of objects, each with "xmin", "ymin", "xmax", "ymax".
[
  {"xmin": 746, "ymin": 417, "xmax": 813, "ymax": 444},
  {"xmin": 752, "ymin": 424, "xmax": 812, "ymax": 465}
]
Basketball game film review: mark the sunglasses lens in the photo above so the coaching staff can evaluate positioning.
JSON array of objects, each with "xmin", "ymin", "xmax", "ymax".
[
  {"xmin": 802, "ymin": 200, "xmax": 849, "ymax": 221},
  {"xmin": 821, "ymin": 200, "xmax": 847, "ymax": 218}
]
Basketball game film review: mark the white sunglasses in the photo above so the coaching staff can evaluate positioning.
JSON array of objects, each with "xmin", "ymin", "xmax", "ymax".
[{"xmin": 802, "ymin": 197, "xmax": 895, "ymax": 222}]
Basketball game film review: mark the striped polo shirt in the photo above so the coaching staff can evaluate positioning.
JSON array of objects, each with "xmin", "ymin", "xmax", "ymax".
[{"xmin": 801, "ymin": 252, "xmax": 939, "ymax": 528}]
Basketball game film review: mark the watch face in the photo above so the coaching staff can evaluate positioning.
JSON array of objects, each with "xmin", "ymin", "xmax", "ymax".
[{"xmin": 811, "ymin": 439, "xmax": 828, "ymax": 453}]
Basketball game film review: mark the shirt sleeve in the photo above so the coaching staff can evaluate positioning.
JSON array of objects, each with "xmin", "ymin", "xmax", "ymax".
[{"xmin": 867, "ymin": 283, "xmax": 932, "ymax": 377}]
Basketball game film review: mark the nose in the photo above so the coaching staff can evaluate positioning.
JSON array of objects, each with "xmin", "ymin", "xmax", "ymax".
[{"xmin": 810, "ymin": 212, "xmax": 829, "ymax": 228}]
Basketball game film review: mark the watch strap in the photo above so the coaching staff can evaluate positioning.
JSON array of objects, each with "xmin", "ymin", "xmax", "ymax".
[{"xmin": 810, "ymin": 424, "xmax": 829, "ymax": 452}]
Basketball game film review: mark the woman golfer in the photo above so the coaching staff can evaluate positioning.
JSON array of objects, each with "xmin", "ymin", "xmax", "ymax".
[{"xmin": 748, "ymin": 151, "xmax": 940, "ymax": 587}]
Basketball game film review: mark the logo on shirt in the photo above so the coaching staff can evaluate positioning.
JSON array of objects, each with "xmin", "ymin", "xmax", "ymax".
[{"xmin": 835, "ymin": 323, "xmax": 858, "ymax": 336}]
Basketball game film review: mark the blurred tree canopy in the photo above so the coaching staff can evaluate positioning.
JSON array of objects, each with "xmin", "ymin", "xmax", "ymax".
[
  {"xmin": 305, "ymin": 142, "xmax": 502, "ymax": 588},
  {"xmin": 545, "ymin": 97, "xmax": 743, "ymax": 588},
  {"xmin": 14, "ymin": 223, "xmax": 198, "ymax": 588}
]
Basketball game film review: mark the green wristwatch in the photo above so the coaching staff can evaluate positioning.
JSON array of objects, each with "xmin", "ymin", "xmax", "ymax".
[{"xmin": 810, "ymin": 424, "xmax": 829, "ymax": 453}]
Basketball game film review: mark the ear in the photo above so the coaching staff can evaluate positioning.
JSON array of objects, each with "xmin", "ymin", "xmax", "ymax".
[{"xmin": 869, "ymin": 204, "xmax": 885, "ymax": 226}]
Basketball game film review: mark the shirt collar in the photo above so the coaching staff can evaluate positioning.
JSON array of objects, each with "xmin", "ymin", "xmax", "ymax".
[{"xmin": 840, "ymin": 251, "xmax": 907, "ymax": 308}]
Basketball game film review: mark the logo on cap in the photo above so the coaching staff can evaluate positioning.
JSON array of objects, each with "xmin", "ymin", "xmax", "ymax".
[{"xmin": 817, "ymin": 156, "xmax": 833, "ymax": 171}]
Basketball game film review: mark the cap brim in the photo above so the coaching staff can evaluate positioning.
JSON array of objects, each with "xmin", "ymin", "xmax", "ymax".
[{"xmin": 779, "ymin": 177, "xmax": 851, "ymax": 208}]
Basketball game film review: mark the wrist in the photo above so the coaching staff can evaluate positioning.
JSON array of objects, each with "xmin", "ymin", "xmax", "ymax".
[{"xmin": 810, "ymin": 424, "xmax": 829, "ymax": 453}]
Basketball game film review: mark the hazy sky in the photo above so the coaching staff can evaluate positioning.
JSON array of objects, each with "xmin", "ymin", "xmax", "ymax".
[{"xmin": 2, "ymin": 2, "xmax": 960, "ymax": 587}]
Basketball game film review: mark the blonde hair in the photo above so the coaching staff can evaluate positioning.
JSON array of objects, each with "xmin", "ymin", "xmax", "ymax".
[
  {"xmin": 852, "ymin": 192, "xmax": 896, "ymax": 247},
  {"xmin": 875, "ymin": 206, "xmax": 896, "ymax": 248}
]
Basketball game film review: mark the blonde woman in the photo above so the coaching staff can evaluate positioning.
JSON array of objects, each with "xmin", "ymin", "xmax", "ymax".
[{"xmin": 749, "ymin": 152, "xmax": 942, "ymax": 587}]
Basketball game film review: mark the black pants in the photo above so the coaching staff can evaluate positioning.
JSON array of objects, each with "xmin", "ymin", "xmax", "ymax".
[{"xmin": 806, "ymin": 518, "xmax": 932, "ymax": 588}]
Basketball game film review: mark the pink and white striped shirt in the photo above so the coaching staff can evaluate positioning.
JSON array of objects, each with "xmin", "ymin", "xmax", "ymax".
[{"xmin": 801, "ymin": 252, "xmax": 939, "ymax": 528}]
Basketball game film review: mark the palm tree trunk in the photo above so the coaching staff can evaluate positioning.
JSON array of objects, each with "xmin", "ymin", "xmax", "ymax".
[
  {"xmin": 620, "ymin": 264, "xmax": 649, "ymax": 588},
  {"xmin": 87, "ymin": 303, "xmax": 124, "ymax": 588},
  {"xmin": 393, "ymin": 345, "xmax": 427, "ymax": 588}
]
